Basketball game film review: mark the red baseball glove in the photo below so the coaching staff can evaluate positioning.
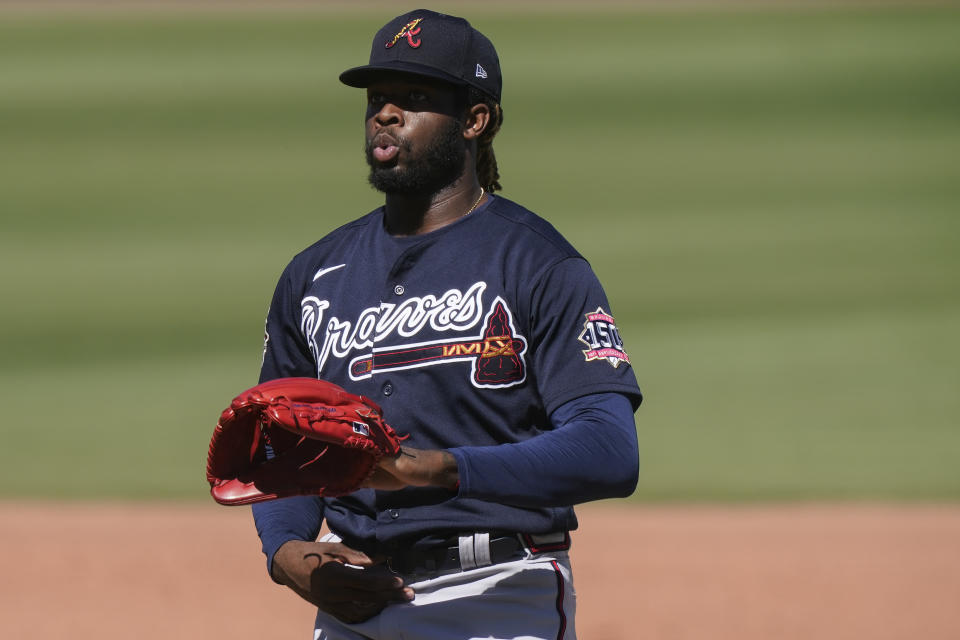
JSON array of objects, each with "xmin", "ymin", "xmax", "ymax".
[{"xmin": 206, "ymin": 377, "xmax": 403, "ymax": 506}]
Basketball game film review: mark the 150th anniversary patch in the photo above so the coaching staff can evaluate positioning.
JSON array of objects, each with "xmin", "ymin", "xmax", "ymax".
[{"xmin": 578, "ymin": 307, "xmax": 630, "ymax": 368}]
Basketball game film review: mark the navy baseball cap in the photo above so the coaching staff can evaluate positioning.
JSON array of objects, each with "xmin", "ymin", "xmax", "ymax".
[{"xmin": 339, "ymin": 9, "xmax": 502, "ymax": 103}]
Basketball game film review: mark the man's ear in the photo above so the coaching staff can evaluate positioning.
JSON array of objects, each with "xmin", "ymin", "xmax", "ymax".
[{"xmin": 463, "ymin": 103, "xmax": 491, "ymax": 141}]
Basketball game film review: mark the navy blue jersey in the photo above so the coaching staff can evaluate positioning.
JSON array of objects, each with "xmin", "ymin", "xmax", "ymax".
[{"xmin": 256, "ymin": 194, "xmax": 641, "ymax": 555}]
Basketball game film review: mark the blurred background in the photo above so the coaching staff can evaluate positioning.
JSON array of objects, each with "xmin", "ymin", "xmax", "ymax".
[{"xmin": 1, "ymin": 0, "xmax": 958, "ymax": 503}]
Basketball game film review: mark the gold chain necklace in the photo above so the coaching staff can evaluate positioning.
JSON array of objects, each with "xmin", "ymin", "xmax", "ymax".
[{"xmin": 464, "ymin": 187, "xmax": 485, "ymax": 217}]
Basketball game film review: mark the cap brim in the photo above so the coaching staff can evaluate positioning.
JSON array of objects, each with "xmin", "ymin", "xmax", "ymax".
[{"xmin": 339, "ymin": 61, "xmax": 467, "ymax": 89}]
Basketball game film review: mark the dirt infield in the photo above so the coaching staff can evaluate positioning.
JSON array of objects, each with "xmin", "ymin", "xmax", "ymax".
[{"xmin": 2, "ymin": 502, "xmax": 958, "ymax": 639}]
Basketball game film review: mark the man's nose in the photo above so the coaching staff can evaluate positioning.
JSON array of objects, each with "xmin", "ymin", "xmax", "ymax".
[{"xmin": 373, "ymin": 101, "xmax": 403, "ymax": 126}]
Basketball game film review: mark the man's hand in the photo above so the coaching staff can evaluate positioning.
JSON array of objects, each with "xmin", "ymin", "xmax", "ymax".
[
  {"xmin": 363, "ymin": 447, "xmax": 460, "ymax": 491},
  {"xmin": 271, "ymin": 540, "xmax": 413, "ymax": 623}
]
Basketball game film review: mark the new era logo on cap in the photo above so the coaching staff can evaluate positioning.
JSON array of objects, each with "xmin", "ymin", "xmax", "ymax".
[{"xmin": 475, "ymin": 64, "xmax": 488, "ymax": 79}]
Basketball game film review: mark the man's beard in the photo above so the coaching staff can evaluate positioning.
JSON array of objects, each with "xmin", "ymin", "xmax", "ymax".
[{"xmin": 366, "ymin": 118, "xmax": 465, "ymax": 195}]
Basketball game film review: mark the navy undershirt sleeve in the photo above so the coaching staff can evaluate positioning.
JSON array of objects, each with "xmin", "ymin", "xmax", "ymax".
[
  {"xmin": 252, "ymin": 495, "xmax": 325, "ymax": 580},
  {"xmin": 254, "ymin": 259, "xmax": 329, "ymax": 579},
  {"xmin": 450, "ymin": 392, "xmax": 639, "ymax": 507}
]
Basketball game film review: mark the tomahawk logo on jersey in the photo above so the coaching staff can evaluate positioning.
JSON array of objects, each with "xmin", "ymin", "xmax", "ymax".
[{"xmin": 300, "ymin": 281, "xmax": 528, "ymax": 388}]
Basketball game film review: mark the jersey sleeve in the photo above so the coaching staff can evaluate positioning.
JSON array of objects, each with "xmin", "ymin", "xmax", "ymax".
[
  {"xmin": 259, "ymin": 260, "xmax": 316, "ymax": 383},
  {"xmin": 527, "ymin": 257, "xmax": 642, "ymax": 414}
]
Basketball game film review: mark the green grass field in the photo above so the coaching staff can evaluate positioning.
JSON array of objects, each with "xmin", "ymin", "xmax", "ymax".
[{"xmin": 1, "ymin": 3, "xmax": 958, "ymax": 501}]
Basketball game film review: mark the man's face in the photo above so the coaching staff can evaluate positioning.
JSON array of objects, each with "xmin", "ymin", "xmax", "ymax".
[{"xmin": 365, "ymin": 78, "xmax": 467, "ymax": 195}]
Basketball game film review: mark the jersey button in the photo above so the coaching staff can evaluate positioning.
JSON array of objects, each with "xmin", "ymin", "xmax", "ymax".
[
  {"xmin": 389, "ymin": 510, "xmax": 400, "ymax": 519},
  {"xmin": 382, "ymin": 382, "xmax": 394, "ymax": 396},
  {"xmin": 394, "ymin": 285, "xmax": 405, "ymax": 296}
]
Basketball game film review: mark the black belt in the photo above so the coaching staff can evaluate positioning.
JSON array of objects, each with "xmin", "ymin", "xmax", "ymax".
[{"xmin": 388, "ymin": 533, "xmax": 525, "ymax": 578}]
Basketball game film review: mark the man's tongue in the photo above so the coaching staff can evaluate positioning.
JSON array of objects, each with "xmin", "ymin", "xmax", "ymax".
[{"xmin": 373, "ymin": 145, "xmax": 399, "ymax": 162}]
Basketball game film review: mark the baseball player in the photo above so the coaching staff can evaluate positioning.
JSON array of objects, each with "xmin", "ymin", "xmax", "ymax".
[{"xmin": 252, "ymin": 10, "xmax": 642, "ymax": 640}]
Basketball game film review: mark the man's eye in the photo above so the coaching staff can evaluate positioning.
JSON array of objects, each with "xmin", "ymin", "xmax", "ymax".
[
  {"xmin": 409, "ymin": 91, "xmax": 428, "ymax": 102},
  {"xmin": 368, "ymin": 93, "xmax": 385, "ymax": 105}
]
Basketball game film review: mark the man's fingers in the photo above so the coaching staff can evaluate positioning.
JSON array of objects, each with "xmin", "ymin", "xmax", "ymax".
[
  {"xmin": 321, "ymin": 543, "xmax": 377, "ymax": 567},
  {"xmin": 317, "ymin": 563, "xmax": 410, "ymax": 595},
  {"xmin": 318, "ymin": 582, "xmax": 412, "ymax": 605}
]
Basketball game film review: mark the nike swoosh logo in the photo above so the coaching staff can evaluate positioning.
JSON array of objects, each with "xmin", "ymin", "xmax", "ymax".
[{"xmin": 313, "ymin": 264, "xmax": 346, "ymax": 281}]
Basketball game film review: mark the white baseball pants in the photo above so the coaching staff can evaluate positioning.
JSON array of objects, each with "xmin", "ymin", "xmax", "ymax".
[{"xmin": 312, "ymin": 537, "xmax": 576, "ymax": 640}]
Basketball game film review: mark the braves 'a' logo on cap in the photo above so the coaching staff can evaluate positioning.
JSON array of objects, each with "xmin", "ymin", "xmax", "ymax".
[
  {"xmin": 578, "ymin": 307, "xmax": 630, "ymax": 368},
  {"xmin": 385, "ymin": 18, "xmax": 424, "ymax": 49}
]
